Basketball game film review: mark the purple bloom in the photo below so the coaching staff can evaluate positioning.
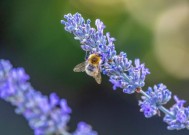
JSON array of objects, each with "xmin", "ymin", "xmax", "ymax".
[
  {"xmin": 61, "ymin": 13, "xmax": 150, "ymax": 94},
  {"xmin": 164, "ymin": 96, "xmax": 189, "ymax": 130},
  {"xmin": 139, "ymin": 100, "xmax": 158, "ymax": 118},
  {"xmin": 139, "ymin": 84, "xmax": 172, "ymax": 118},
  {"xmin": 73, "ymin": 122, "xmax": 98, "ymax": 135},
  {"xmin": 146, "ymin": 83, "xmax": 172, "ymax": 105},
  {"xmin": 0, "ymin": 59, "xmax": 97, "ymax": 135}
]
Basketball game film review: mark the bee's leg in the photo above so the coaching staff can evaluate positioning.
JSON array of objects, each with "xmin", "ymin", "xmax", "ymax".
[{"xmin": 85, "ymin": 51, "xmax": 89, "ymax": 60}]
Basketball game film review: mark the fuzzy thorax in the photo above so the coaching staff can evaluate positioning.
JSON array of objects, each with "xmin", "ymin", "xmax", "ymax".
[{"xmin": 87, "ymin": 54, "xmax": 101, "ymax": 66}]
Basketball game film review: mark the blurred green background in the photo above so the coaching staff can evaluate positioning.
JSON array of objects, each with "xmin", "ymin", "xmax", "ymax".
[{"xmin": 0, "ymin": 0, "xmax": 189, "ymax": 135}]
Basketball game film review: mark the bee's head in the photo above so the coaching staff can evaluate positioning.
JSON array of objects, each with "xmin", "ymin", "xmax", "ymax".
[{"xmin": 88, "ymin": 53, "xmax": 102, "ymax": 65}]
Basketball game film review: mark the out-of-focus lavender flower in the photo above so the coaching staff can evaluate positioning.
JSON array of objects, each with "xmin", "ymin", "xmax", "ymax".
[
  {"xmin": 0, "ymin": 59, "xmax": 97, "ymax": 135},
  {"xmin": 61, "ymin": 13, "xmax": 150, "ymax": 94},
  {"xmin": 164, "ymin": 96, "xmax": 189, "ymax": 130},
  {"xmin": 139, "ymin": 84, "xmax": 172, "ymax": 118},
  {"xmin": 73, "ymin": 122, "xmax": 98, "ymax": 135}
]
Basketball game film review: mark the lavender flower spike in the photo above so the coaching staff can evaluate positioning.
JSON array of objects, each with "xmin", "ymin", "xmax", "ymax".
[
  {"xmin": 164, "ymin": 96, "xmax": 189, "ymax": 130},
  {"xmin": 0, "ymin": 59, "xmax": 97, "ymax": 135},
  {"xmin": 62, "ymin": 12, "xmax": 189, "ymax": 130},
  {"xmin": 139, "ymin": 83, "xmax": 172, "ymax": 118},
  {"xmin": 61, "ymin": 13, "xmax": 150, "ymax": 94}
]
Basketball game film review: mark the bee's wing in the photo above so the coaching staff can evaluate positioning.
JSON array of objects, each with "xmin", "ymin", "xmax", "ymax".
[
  {"xmin": 73, "ymin": 62, "xmax": 86, "ymax": 72},
  {"xmin": 94, "ymin": 71, "xmax": 102, "ymax": 84}
]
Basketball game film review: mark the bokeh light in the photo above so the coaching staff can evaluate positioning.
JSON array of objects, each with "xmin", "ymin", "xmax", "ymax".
[
  {"xmin": 154, "ymin": 3, "xmax": 189, "ymax": 79},
  {"xmin": 124, "ymin": 0, "xmax": 187, "ymax": 29}
]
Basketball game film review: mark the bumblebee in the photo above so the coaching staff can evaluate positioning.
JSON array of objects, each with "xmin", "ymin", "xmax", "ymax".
[{"xmin": 73, "ymin": 53, "xmax": 102, "ymax": 84}]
